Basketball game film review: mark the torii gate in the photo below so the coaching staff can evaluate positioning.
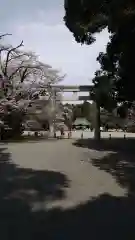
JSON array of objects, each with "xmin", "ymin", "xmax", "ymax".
[
  {"xmin": 48, "ymin": 84, "xmax": 100, "ymax": 140},
  {"xmin": 38, "ymin": 84, "xmax": 100, "ymax": 140}
]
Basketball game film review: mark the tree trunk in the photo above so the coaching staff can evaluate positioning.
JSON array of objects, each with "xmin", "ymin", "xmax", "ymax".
[{"xmin": 94, "ymin": 101, "xmax": 101, "ymax": 140}]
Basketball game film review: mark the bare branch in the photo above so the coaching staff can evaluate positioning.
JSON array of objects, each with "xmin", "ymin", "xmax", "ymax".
[
  {"xmin": 20, "ymin": 68, "xmax": 28, "ymax": 82},
  {"xmin": 0, "ymin": 33, "xmax": 12, "ymax": 39},
  {"xmin": 8, "ymin": 63, "xmax": 26, "ymax": 81},
  {"xmin": 4, "ymin": 40, "xmax": 24, "ymax": 76}
]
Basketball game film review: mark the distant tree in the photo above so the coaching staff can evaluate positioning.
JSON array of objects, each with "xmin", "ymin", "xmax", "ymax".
[
  {"xmin": 117, "ymin": 104, "xmax": 128, "ymax": 119},
  {"xmin": 72, "ymin": 104, "xmax": 82, "ymax": 119},
  {"xmin": 81, "ymin": 101, "xmax": 91, "ymax": 119}
]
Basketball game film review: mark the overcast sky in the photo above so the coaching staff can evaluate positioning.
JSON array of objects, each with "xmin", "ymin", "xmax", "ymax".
[{"xmin": 1, "ymin": 0, "xmax": 109, "ymax": 85}]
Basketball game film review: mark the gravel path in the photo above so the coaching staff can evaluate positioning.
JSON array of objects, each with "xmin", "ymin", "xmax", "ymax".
[
  {"xmin": 5, "ymin": 139, "xmax": 125, "ymax": 209},
  {"xmin": 0, "ymin": 139, "xmax": 133, "ymax": 239}
]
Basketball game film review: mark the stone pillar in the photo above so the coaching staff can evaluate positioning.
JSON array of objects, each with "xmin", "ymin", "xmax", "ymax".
[
  {"xmin": 49, "ymin": 124, "xmax": 54, "ymax": 137},
  {"xmin": 49, "ymin": 123, "xmax": 56, "ymax": 138}
]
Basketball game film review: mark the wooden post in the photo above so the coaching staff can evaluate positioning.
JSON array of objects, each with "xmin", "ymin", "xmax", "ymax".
[
  {"xmin": 35, "ymin": 131, "xmax": 38, "ymax": 137},
  {"xmin": 94, "ymin": 101, "xmax": 101, "ymax": 140},
  {"xmin": 54, "ymin": 132, "xmax": 56, "ymax": 138}
]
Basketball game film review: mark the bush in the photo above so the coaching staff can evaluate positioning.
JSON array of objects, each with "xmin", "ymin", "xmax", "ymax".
[
  {"xmin": 1, "ymin": 104, "xmax": 26, "ymax": 139},
  {"xmin": 127, "ymin": 125, "xmax": 135, "ymax": 133}
]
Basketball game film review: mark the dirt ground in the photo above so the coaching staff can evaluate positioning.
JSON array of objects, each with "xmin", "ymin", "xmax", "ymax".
[
  {"xmin": 5, "ymin": 139, "xmax": 125, "ymax": 209},
  {"xmin": 0, "ymin": 138, "xmax": 134, "ymax": 239}
]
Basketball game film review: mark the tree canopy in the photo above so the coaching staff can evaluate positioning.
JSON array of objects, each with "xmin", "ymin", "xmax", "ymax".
[
  {"xmin": 64, "ymin": 1, "xmax": 135, "ymax": 102},
  {"xmin": 0, "ymin": 33, "xmax": 65, "ymax": 138}
]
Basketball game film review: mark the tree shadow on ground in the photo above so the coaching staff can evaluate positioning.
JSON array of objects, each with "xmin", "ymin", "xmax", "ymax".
[
  {"xmin": 2, "ymin": 135, "xmax": 58, "ymax": 143},
  {"xmin": 73, "ymin": 137, "xmax": 135, "ymax": 153},
  {"xmin": 1, "ymin": 144, "xmax": 135, "ymax": 239},
  {"xmin": 0, "ymin": 147, "xmax": 69, "ymax": 239},
  {"xmin": 34, "ymin": 193, "xmax": 135, "ymax": 240},
  {"xmin": 73, "ymin": 138, "xmax": 135, "ymax": 196}
]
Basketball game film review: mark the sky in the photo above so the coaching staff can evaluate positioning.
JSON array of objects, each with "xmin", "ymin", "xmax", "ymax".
[{"xmin": 0, "ymin": 0, "xmax": 109, "ymax": 88}]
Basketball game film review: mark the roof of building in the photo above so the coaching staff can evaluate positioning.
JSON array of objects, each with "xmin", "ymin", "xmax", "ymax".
[
  {"xmin": 25, "ymin": 120, "xmax": 43, "ymax": 131},
  {"xmin": 73, "ymin": 117, "xmax": 90, "ymax": 126}
]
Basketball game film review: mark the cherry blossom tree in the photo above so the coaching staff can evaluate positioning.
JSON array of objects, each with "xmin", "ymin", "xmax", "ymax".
[{"xmin": 0, "ymin": 33, "xmax": 65, "ymax": 138}]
